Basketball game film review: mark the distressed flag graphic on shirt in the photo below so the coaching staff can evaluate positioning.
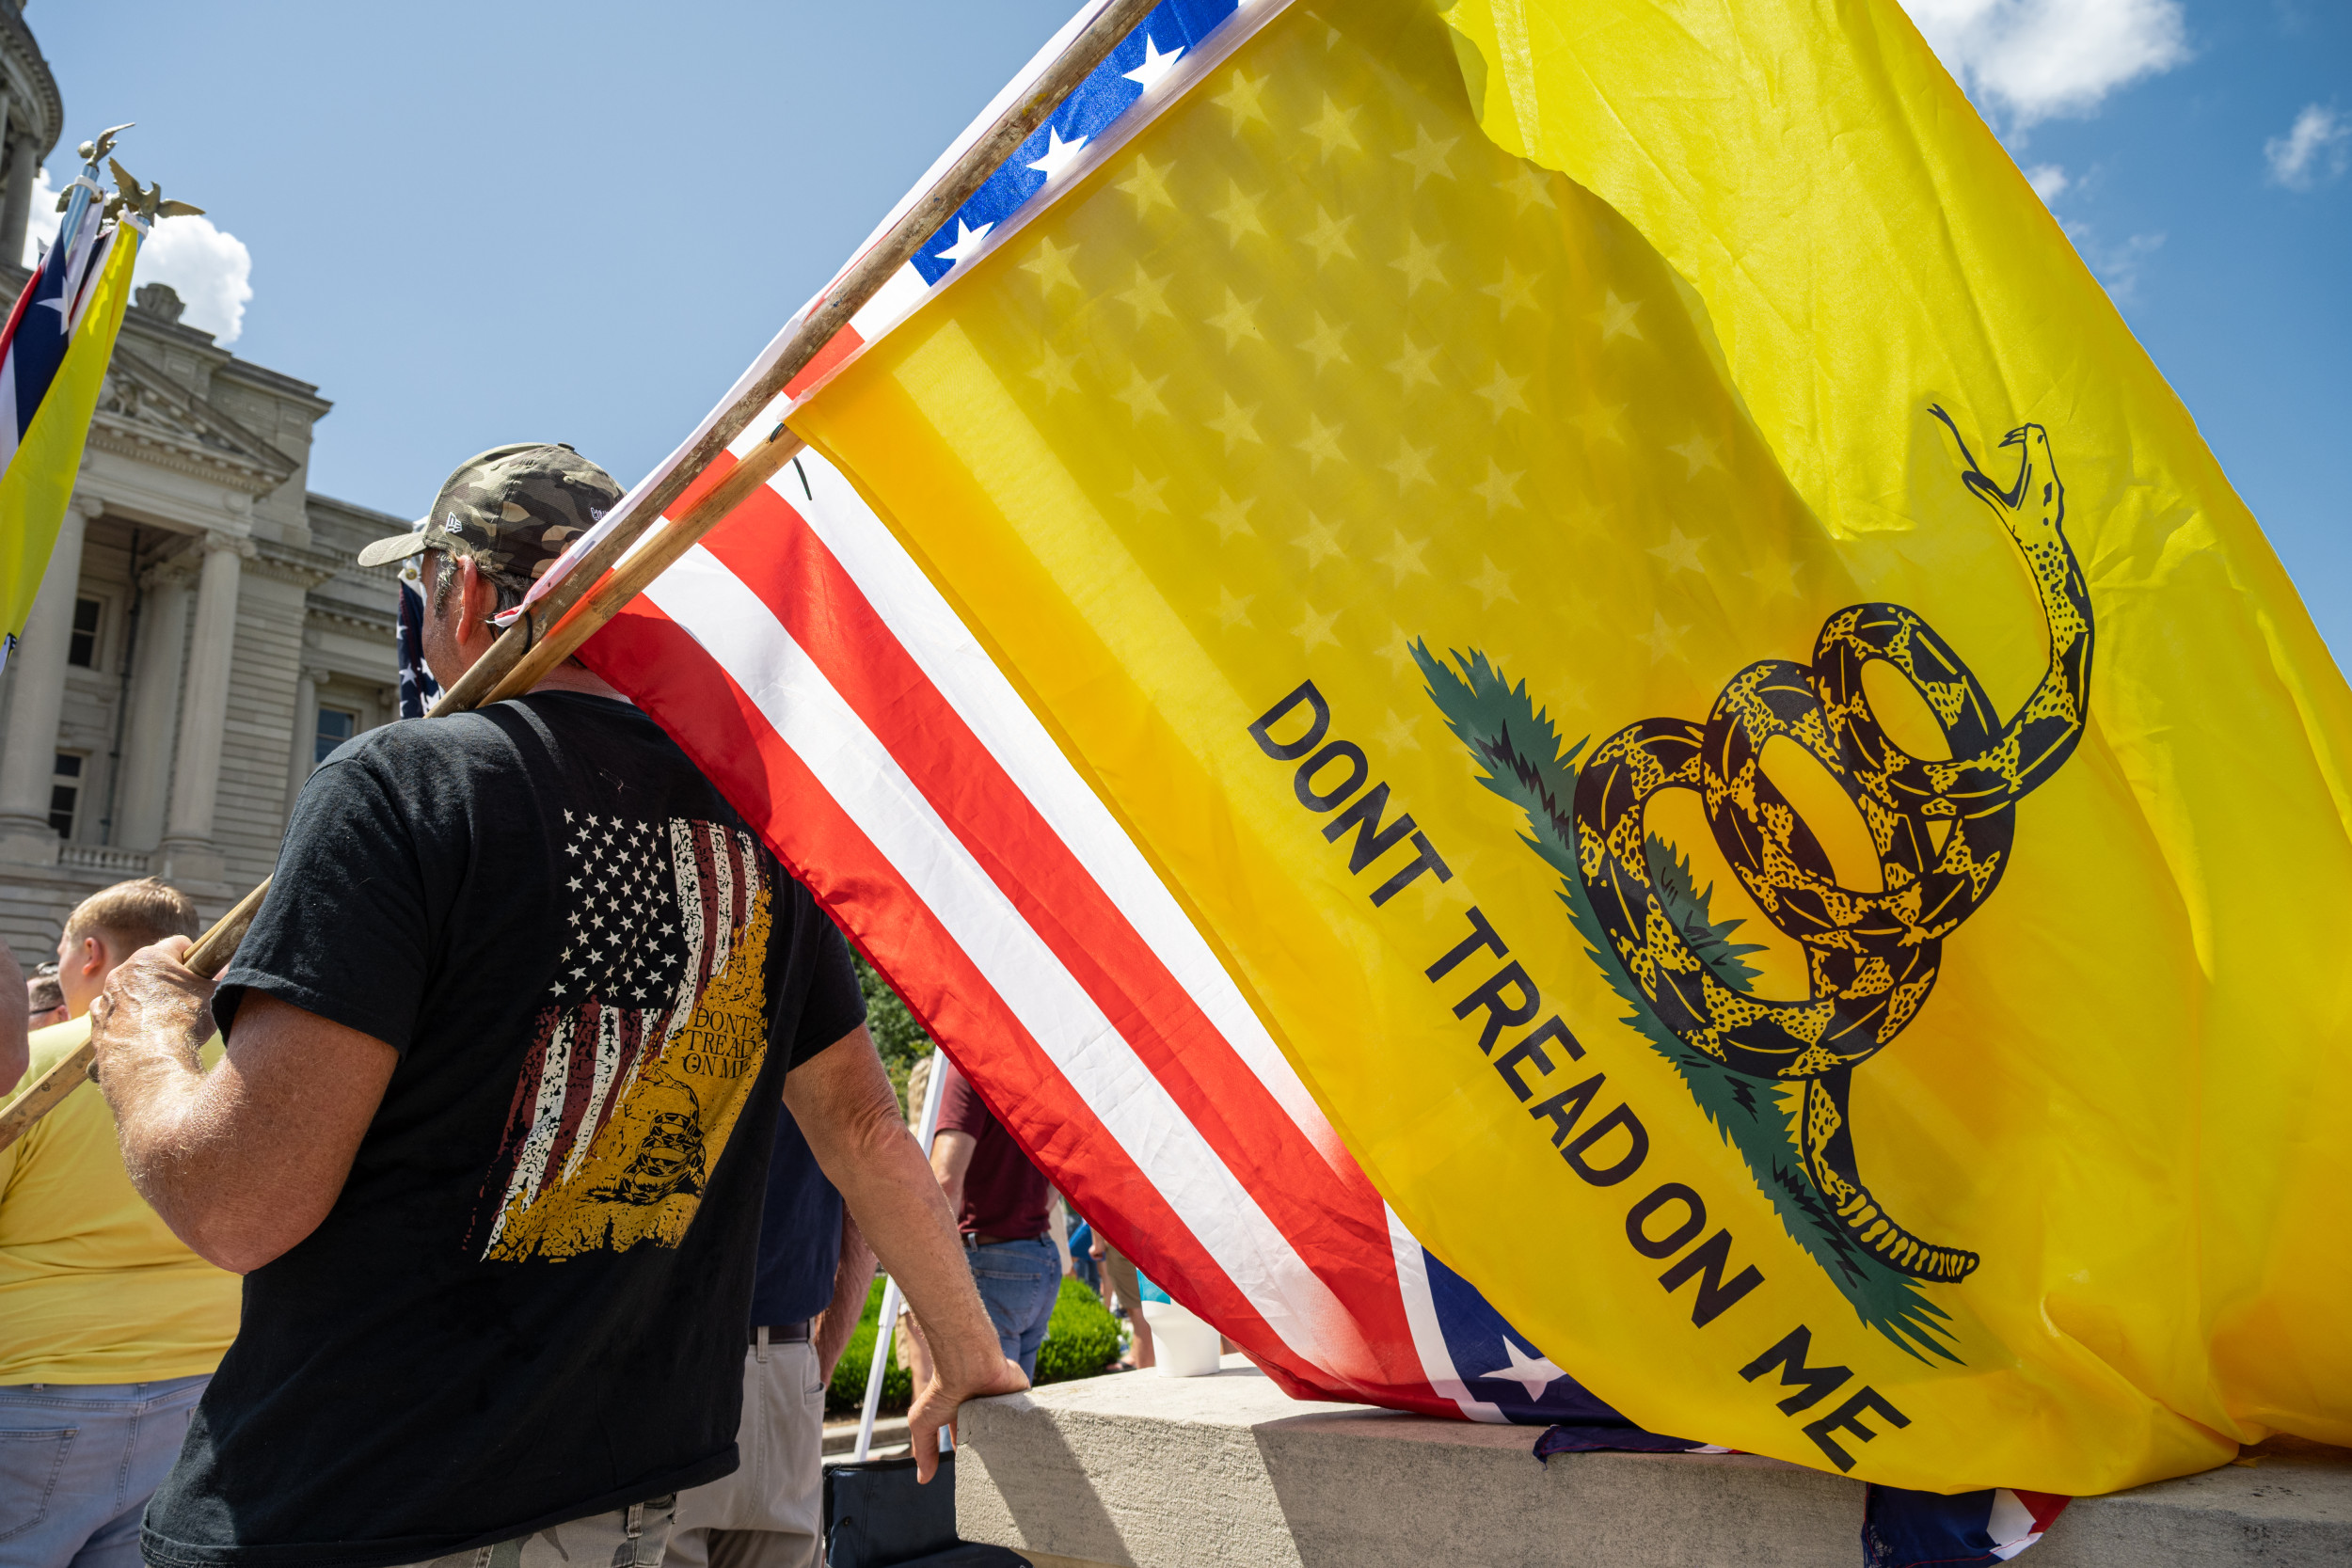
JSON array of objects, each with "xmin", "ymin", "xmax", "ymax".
[{"xmin": 470, "ymin": 813, "xmax": 774, "ymax": 1262}]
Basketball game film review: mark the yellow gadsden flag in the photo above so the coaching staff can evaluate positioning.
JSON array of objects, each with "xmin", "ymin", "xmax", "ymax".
[{"xmin": 790, "ymin": 0, "xmax": 2352, "ymax": 1492}]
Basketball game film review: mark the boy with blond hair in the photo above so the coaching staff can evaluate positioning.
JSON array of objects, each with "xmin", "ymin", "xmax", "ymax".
[{"xmin": 53, "ymin": 878, "xmax": 201, "ymax": 1018}]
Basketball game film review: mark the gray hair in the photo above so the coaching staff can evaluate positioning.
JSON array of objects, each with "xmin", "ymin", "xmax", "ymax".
[{"xmin": 430, "ymin": 548, "xmax": 526, "ymax": 618}]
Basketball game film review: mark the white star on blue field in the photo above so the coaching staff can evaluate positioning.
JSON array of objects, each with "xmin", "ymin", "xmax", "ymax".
[
  {"xmin": 1478, "ymin": 1338, "xmax": 1568, "ymax": 1403},
  {"xmin": 41, "ymin": 1, "xmax": 2350, "ymax": 656}
]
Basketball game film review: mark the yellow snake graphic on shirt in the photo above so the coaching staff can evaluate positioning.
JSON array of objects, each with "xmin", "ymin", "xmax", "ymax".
[
  {"xmin": 1421, "ymin": 412, "xmax": 2091, "ymax": 1354},
  {"xmin": 469, "ymin": 814, "xmax": 774, "ymax": 1262}
]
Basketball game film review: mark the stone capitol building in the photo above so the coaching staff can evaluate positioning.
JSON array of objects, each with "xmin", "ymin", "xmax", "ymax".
[{"xmin": 0, "ymin": 4, "xmax": 405, "ymax": 966}]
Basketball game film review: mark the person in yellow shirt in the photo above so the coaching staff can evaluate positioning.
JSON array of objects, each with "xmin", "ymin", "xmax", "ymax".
[{"xmin": 0, "ymin": 879, "xmax": 237, "ymax": 1568}]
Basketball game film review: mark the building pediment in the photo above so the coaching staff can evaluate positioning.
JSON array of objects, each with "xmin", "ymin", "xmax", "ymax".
[{"xmin": 89, "ymin": 345, "xmax": 299, "ymax": 494}]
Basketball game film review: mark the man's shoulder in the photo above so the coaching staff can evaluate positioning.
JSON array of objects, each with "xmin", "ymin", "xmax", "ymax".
[
  {"xmin": 22, "ymin": 1014, "xmax": 92, "ymax": 1084},
  {"xmin": 311, "ymin": 705, "xmax": 562, "ymax": 797},
  {"xmin": 328, "ymin": 695, "xmax": 659, "ymax": 768},
  {"xmin": 328, "ymin": 709, "xmax": 521, "ymax": 768}
]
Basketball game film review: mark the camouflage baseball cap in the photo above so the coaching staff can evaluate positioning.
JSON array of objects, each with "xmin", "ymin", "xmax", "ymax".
[{"xmin": 356, "ymin": 443, "xmax": 623, "ymax": 593}]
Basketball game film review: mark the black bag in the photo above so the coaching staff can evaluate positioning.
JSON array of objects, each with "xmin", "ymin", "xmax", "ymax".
[{"xmin": 822, "ymin": 1453, "xmax": 1030, "ymax": 1568}]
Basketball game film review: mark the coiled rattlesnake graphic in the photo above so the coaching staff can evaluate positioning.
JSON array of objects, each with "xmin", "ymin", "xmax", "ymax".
[{"xmin": 1569, "ymin": 411, "xmax": 2094, "ymax": 1283}]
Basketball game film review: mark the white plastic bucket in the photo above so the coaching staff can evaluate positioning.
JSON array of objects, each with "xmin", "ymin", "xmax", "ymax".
[{"xmin": 1140, "ymin": 1297, "xmax": 1223, "ymax": 1377}]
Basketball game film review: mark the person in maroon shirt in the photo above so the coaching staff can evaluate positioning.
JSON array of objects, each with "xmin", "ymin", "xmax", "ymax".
[{"xmin": 915, "ymin": 1057, "xmax": 1069, "ymax": 1378}]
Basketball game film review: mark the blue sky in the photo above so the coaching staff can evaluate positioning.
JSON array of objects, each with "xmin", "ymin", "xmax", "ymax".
[{"xmin": 24, "ymin": 1, "xmax": 2349, "ymax": 654}]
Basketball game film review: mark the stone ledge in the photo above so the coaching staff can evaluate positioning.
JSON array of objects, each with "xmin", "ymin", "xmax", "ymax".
[
  {"xmin": 822, "ymin": 1414, "xmax": 911, "ymax": 1460},
  {"xmin": 953, "ymin": 1357, "xmax": 2351, "ymax": 1568}
]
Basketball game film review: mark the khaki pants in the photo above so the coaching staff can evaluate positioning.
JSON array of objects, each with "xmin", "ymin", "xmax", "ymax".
[
  {"xmin": 1099, "ymin": 1243, "xmax": 1143, "ymax": 1321},
  {"xmin": 387, "ymin": 1497, "xmax": 675, "ymax": 1568},
  {"xmin": 662, "ymin": 1336, "xmax": 825, "ymax": 1568}
]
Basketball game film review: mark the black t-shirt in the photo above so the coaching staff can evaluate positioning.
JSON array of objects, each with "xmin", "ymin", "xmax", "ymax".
[{"xmin": 142, "ymin": 693, "xmax": 866, "ymax": 1568}]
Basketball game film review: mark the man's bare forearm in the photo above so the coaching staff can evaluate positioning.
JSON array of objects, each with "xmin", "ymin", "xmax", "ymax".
[
  {"xmin": 787, "ymin": 1030, "xmax": 1025, "ymax": 1480},
  {"xmin": 814, "ymin": 1209, "xmax": 878, "ymax": 1383},
  {"xmin": 93, "ymin": 971, "xmax": 234, "ymax": 1255},
  {"xmin": 826, "ymin": 1106, "xmax": 998, "ymax": 1378}
]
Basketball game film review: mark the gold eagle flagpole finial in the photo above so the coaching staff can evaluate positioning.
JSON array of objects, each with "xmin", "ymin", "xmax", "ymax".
[{"xmin": 103, "ymin": 158, "xmax": 204, "ymax": 225}]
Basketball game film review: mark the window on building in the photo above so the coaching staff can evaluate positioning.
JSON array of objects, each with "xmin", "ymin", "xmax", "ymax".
[
  {"xmin": 49, "ymin": 752, "xmax": 84, "ymax": 838},
  {"xmin": 66, "ymin": 596, "xmax": 101, "ymax": 669},
  {"xmin": 315, "ymin": 706, "xmax": 358, "ymax": 767}
]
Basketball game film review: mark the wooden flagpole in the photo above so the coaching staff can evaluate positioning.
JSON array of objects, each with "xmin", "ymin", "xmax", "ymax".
[{"xmin": 0, "ymin": 0, "xmax": 1159, "ymax": 1152}]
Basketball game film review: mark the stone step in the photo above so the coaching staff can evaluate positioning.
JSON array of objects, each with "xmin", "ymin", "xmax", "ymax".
[
  {"xmin": 952, "ymin": 1356, "xmax": 2351, "ymax": 1568},
  {"xmin": 821, "ymin": 1413, "xmax": 909, "ymax": 1458}
]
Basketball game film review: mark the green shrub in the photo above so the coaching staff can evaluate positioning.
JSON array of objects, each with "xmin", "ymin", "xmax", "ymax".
[
  {"xmin": 1035, "ymin": 1275, "xmax": 1123, "ymax": 1384},
  {"xmin": 827, "ymin": 1275, "xmax": 1126, "ymax": 1416},
  {"xmin": 828, "ymin": 1277, "xmax": 912, "ymax": 1417}
]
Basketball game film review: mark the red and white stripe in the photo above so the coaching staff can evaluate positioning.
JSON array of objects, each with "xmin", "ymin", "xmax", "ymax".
[
  {"xmin": 580, "ymin": 436, "xmax": 1473, "ymax": 1414},
  {"xmin": 1987, "ymin": 1492, "xmax": 2068, "ymax": 1560}
]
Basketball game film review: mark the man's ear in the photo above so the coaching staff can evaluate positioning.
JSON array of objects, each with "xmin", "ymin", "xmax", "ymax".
[
  {"xmin": 78, "ymin": 933, "xmax": 108, "ymax": 978},
  {"xmin": 460, "ymin": 556, "xmax": 501, "ymax": 627}
]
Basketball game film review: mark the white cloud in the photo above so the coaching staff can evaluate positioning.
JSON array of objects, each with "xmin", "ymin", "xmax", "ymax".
[
  {"xmin": 2063, "ymin": 222, "xmax": 2164, "ymax": 301},
  {"xmin": 17, "ymin": 164, "xmax": 253, "ymax": 344},
  {"xmin": 2265, "ymin": 103, "xmax": 2349, "ymax": 191},
  {"xmin": 131, "ymin": 214, "xmax": 252, "ymax": 344},
  {"xmin": 21, "ymin": 165, "xmax": 60, "ymax": 262},
  {"xmin": 1901, "ymin": 0, "xmax": 2191, "ymax": 128},
  {"xmin": 2025, "ymin": 162, "xmax": 2071, "ymax": 201}
]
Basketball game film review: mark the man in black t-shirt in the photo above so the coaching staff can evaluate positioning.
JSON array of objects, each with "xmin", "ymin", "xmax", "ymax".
[{"xmin": 88, "ymin": 444, "xmax": 1023, "ymax": 1568}]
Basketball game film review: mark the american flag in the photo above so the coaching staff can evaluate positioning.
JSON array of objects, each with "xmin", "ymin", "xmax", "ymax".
[
  {"xmin": 0, "ymin": 189, "xmax": 109, "ymax": 479},
  {"xmin": 395, "ymin": 570, "xmax": 442, "ymax": 719},
  {"xmin": 566, "ymin": 0, "xmax": 2070, "ymax": 1558},
  {"xmin": 1864, "ymin": 1485, "xmax": 2069, "ymax": 1566}
]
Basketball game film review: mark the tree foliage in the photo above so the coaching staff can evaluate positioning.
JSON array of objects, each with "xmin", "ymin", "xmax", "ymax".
[{"xmin": 852, "ymin": 953, "xmax": 931, "ymax": 1115}]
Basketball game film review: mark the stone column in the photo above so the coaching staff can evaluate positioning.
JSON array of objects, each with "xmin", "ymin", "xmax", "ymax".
[
  {"xmin": 0, "ymin": 136, "xmax": 36, "ymax": 268},
  {"xmin": 112, "ymin": 558, "xmax": 195, "ymax": 852},
  {"xmin": 156, "ymin": 531, "xmax": 252, "ymax": 885},
  {"xmin": 0, "ymin": 92, "xmax": 16, "ymax": 271},
  {"xmin": 283, "ymin": 663, "xmax": 326, "ymax": 818},
  {"xmin": 0, "ymin": 494, "xmax": 99, "ymax": 863},
  {"xmin": 0, "ymin": 95, "xmax": 14, "ymax": 223}
]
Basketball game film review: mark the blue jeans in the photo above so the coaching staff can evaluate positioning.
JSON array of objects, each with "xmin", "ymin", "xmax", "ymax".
[
  {"xmin": 966, "ymin": 1236, "xmax": 1059, "ymax": 1379},
  {"xmin": 0, "ymin": 1376, "xmax": 208, "ymax": 1568}
]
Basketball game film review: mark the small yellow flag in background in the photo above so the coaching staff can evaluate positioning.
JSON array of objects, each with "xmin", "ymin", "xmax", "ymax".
[{"xmin": 792, "ymin": 0, "xmax": 2352, "ymax": 1493}]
